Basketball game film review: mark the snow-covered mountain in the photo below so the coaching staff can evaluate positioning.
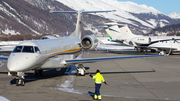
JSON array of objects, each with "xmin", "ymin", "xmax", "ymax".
[
  {"xmin": 169, "ymin": 12, "xmax": 180, "ymax": 19},
  {"xmin": 56, "ymin": 0, "xmax": 180, "ymax": 34},
  {"xmin": 0, "ymin": 0, "xmax": 180, "ymax": 37}
]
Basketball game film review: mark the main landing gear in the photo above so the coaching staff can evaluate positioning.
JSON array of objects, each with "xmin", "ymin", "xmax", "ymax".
[
  {"xmin": 135, "ymin": 47, "xmax": 147, "ymax": 53},
  {"xmin": 159, "ymin": 50, "xmax": 172, "ymax": 55},
  {"xmin": 76, "ymin": 64, "xmax": 86, "ymax": 76},
  {"xmin": 16, "ymin": 72, "xmax": 25, "ymax": 86}
]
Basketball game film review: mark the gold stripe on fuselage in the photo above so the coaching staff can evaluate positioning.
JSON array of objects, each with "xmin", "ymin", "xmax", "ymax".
[{"xmin": 45, "ymin": 48, "xmax": 81, "ymax": 60}]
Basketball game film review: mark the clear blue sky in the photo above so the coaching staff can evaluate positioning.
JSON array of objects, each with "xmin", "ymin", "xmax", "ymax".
[{"xmin": 118, "ymin": 0, "xmax": 180, "ymax": 15}]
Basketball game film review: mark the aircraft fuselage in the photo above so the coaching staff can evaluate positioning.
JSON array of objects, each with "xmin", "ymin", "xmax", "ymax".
[{"xmin": 7, "ymin": 37, "xmax": 82, "ymax": 72}]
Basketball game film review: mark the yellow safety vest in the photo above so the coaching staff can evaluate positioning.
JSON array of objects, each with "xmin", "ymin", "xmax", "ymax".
[{"xmin": 93, "ymin": 73, "xmax": 105, "ymax": 84}]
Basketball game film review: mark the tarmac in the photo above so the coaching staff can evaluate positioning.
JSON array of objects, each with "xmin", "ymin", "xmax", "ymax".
[{"xmin": 0, "ymin": 49, "xmax": 180, "ymax": 101}]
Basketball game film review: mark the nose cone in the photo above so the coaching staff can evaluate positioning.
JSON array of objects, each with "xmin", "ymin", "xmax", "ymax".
[{"xmin": 7, "ymin": 53, "xmax": 37, "ymax": 72}]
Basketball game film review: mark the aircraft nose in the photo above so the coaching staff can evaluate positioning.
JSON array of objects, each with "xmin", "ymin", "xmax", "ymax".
[
  {"xmin": 7, "ymin": 56, "xmax": 25, "ymax": 72},
  {"xmin": 7, "ymin": 53, "xmax": 37, "ymax": 72}
]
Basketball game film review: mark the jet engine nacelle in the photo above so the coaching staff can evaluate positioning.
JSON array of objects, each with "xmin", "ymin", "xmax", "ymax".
[
  {"xmin": 81, "ymin": 35, "xmax": 98, "ymax": 50},
  {"xmin": 132, "ymin": 37, "xmax": 151, "ymax": 44}
]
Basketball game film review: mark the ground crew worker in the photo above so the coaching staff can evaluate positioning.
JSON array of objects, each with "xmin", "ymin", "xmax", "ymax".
[{"xmin": 89, "ymin": 69, "xmax": 109, "ymax": 100}]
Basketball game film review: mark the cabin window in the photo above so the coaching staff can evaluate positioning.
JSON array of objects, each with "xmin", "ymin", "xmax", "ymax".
[{"xmin": 13, "ymin": 46, "xmax": 23, "ymax": 52}]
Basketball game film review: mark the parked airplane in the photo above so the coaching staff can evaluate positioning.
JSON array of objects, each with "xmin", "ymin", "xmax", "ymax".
[
  {"xmin": 101, "ymin": 23, "xmax": 180, "ymax": 54},
  {"xmin": 0, "ymin": 10, "xmax": 165, "ymax": 86}
]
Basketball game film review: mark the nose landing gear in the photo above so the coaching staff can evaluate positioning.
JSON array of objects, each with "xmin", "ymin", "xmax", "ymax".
[
  {"xmin": 16, "ymin": 76, "xmax": 25, "ymax": 86},
  {"xmin": 76, "ymin": 64, "xmax": 86, "ymax": 76},
  {"xmin": 16, "ymin": 72, "xmax": 25, "ymax": 86}
]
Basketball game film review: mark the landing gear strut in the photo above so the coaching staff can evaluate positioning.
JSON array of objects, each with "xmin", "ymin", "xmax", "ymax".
[
  {"xmin": 76, "ymin": 64, "xmax": 86, "ymax": 76},
  {"xmin": 16, "ymin": 72, "xmax": 25, "ymax": 86},
  {"xmin": 140, "ymin": 48, "xmax": 147, "ymax": 53}
]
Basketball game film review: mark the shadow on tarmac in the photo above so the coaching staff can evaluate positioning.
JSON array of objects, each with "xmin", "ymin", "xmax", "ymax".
[
  {"xmin": 7, "ymin": 67, "xmax": 156, "ymax": 85},
  {"xmin": 9, "ymin": 68, "xmax": 67, "ymax": 85},
  {"xmin": 0, "ymin": 72, "xmax": 8, "ymax": 74},
  {"xmin": 85, "ymin": 68, "xmax": 156, "ymax": 75}
]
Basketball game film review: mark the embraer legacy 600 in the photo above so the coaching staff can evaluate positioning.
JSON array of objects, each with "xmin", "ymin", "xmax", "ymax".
[
  {"xmin": 101, "ymin": 23, "xmax": 180, "ymax": 54},
  {"xmin": 0, "ymin": 10, "xmax": 165, "ymax": 86}
]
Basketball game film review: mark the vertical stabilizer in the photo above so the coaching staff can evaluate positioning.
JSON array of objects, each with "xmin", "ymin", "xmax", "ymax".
[
  {"xmin": 118, "ymin": 25, "xmax": 136, "ymax": 39},
  {"xmin": 51, "ymin": 10, "xmax": 115, "ymax": 39},
  {"xmin": 104, "ymin": 23, "xmax": 137, "ymax": 41},
  {"xmin": 104, "ymin": 23, "xmax": 121, "ymax": 41},
  {"xmin": 69, "ymin": 11, "xmax": 82, "ymax": 39}
]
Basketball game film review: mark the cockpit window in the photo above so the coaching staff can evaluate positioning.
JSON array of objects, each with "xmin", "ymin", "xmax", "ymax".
[
  {"xmin": 22, "ymin": 46, "xmax": 34, "ymax": 53},
  {"xmin": 13, "ymin": 46, "xmax": 23, "ymax": 52},
  {"xmin": 34, "ymin": 46, "xmax": 40, "ymax": 54},
  {"xmin": 12, "ymin": 46, "xmax": 41, "ymax": 53}
]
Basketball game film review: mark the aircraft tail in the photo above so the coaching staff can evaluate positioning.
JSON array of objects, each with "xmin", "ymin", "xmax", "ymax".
[
  {"xmin": 52, "ymin": 10, "xmax": 116, "ymax": 39},
  {"xmin": 102, "ymin": 23, "xmax": 137, "ymax": 42},
  {"xmin": 69, "ymin": 11, "xmax": 82, "ymax": 39}
]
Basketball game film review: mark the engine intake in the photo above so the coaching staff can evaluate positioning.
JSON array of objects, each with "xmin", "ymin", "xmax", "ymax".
[{"xmin": 81, "ymin": 35, "xmax": 98, "ymax": 50}]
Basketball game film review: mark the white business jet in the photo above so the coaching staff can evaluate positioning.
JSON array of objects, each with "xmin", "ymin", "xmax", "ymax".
[
  {"xmin": 101, "ymin": 23, "xmax": 180, "ymax": 54},
  {"xmin": 0, "ymin": 10, "xmax": 165, "ymax": 86}
]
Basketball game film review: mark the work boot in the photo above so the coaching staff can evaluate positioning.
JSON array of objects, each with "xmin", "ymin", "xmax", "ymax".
[
  {"xmin": 97, "ymin": 95, "xmax": 102, "ymax": 100},
  {"xmin": 93, "ymin": 94, "xmax": 97, "ymax": 100}
]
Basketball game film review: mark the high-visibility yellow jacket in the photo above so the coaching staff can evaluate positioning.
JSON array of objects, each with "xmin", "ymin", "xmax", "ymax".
[{"xmin": 93, "ymin": 73, "xmax": 105, "ymax": 84}]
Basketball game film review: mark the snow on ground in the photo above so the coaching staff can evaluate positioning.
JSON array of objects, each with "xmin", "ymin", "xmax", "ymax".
[
  {"xmin": 0, "ymin": 46, "xmax": 16, "ymax": 51},
  {"xmin": 0, "ymin": 96, "xmax": 10, "ymax": 101},
  {"xmin": 0, "ymin": 41, "xmax": 21, "ymax": 45},
  {"xmin": 0, "ymin": 60, "xmax": 5, "ymax": 68},
  {"xmin": 2, "ymin": 29, "xmax": 20, "ymax": 35}
]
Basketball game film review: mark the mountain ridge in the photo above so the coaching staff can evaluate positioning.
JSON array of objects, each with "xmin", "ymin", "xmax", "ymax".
[
  {"xmin": 169, "ymin": 12, "xmax": 180, "ymax": 19},
  {"xmin": 56, "ymin": 0, "xmax": 180, "ymax": 34},
  {"xmin": 0, "ymin": 0, "xmax": 180, "ymax": 37}
]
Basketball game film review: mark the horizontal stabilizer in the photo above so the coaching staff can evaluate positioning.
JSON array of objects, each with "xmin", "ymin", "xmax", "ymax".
[
  {"xmin": 95, "ymin": 23, "xmax": 126, "ymax": 29},
  {"xmin": 103, "ymin": 23, "xmax": 126, "ymax": 27}
]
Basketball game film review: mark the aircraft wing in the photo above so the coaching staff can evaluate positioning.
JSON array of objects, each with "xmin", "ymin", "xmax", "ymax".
[
  {"xmin": 65, "ymin": 54, "xmax": 166, "ymax": 64},
  {"xmin": 0, "ymin": 56, "xmax": 8, "ymax": 60},
  {"xmin": 139, "ymin": 46, "xmax": 177, "ymax": 50}
]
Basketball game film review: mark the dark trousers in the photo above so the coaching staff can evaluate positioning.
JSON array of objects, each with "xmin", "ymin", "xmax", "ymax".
[{"xmin": 95, "ymin": 84, "xmax": 101, "ymax": 95}]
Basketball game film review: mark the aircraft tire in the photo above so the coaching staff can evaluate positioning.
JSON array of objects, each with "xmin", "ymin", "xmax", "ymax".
[
  {"xmin": 82, "ymin": 70, "xmax": 85, "ymax": 76},
  {"xmin": 16, "ymin": 79, "xmax": 19, "ymax": 86},
  {"xmin": 21, "ymin": 79, "xmax": 25, "ymax": 86},
  {"xmin": 76, "ymin": 70, "xmax": 79, "ymax": 76}
]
